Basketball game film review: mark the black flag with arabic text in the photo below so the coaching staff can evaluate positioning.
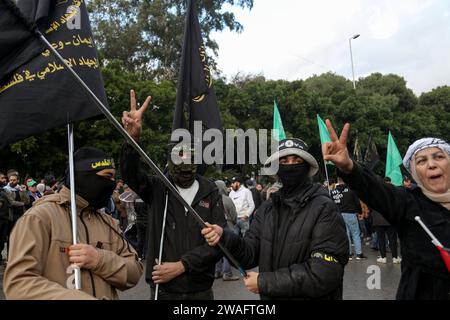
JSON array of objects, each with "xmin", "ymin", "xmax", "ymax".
[
  {"xmin": 171, "ymin": 0, "xmax": 222, "ymax": 133},
  {"xmin": 0, "ymin": 0, "xmax": 108, "ymax": 148}
]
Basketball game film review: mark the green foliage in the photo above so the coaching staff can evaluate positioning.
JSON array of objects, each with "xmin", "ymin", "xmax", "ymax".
[
  {"xmin": 1, "ymin": 68, "xmax": 447, "ymax": 181},
  {"xmin": 87, "ymin": 0, "xmax": 253, "ymax": 80}
]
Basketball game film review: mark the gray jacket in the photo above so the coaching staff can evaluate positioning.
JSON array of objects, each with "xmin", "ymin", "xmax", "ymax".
[{"xmin": 215, "ymin": 180, "xmax": 237, "ymax": 228}]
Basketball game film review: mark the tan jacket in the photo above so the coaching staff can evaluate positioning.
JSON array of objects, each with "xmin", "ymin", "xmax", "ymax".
[{"xmin": 3, "ymin": 187, "xmax": 143, "ymax": 300}]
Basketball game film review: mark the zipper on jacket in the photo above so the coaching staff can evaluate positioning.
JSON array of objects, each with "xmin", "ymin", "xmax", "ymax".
[{"xmin": 80, "ymin": 210, "xmax": 97, "ymax": 298}]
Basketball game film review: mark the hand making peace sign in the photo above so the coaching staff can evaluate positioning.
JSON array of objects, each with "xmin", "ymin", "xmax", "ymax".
[
  {"xmin": 122, "ymin": 89, "xmax": 152, "ymax": 141},
  {"xmin": 322, "ymin": 119, "xmax": 354, "ymax": 174}
]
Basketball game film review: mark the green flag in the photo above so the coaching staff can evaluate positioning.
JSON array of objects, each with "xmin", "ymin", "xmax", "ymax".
[
  {"xmin": 317, "ymin": 114, "xmax": 331, "ymax": 144},
  {"xmin": 317, "ymin": 114, "xmax": 333, "ymax": 165},
  {"xmin": 272, "ymin": 100, "xmax": 286, "ymax": 141},
  {"xmin": 385, "ymin": 131, "xmax": 403, "ymax": 186}
]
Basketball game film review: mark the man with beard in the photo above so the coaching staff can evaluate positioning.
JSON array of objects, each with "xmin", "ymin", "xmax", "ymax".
[
  {"xmin": 229, "ymin": 177, "xmax": 255, "ymax": 237},
  {"xmin": 3, "ymin": 147, "xmax": 143, "ymax": 299},
  {"xmin": 202, "ymin": 138, "xmax": 349, "ymax": 299},
  {"xmin": 120, "ymin": 90, "xmax": 226, "ymax": 300},
  {"xmin": 0, "ymin": 172, "xmax": 24, "ymax": 265},
  {"xmin": 3, "ymin": 172, "xmax": 29, "ymax": 225}
]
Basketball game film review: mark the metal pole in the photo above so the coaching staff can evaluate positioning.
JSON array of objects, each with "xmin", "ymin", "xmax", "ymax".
[
  {"xmin": 35, "ymin": 30, "xmax": 248, "ymax": 277},
  {"xmin": 349, "ymin": 38, "xmax": 356, "ymax": 90},
  {"xmin": 154, "ymin": 191, "xmax": 169, "ymax": 300},
  {"xmin": 415, "ymin": 216, "xmax": 443, "ymax": 247},
  {"xmin": 67, "ymin": 123, "xmax": 82, "ymax": 290},
  {"xmin": 323, "ymin": 159, "xmax": 331, "ymax": 196}
]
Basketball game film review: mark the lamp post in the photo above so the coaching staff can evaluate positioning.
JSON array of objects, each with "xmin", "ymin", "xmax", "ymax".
[{"xmin": 349, "ymin": 34, "xmax": 360, "ymax": 89}]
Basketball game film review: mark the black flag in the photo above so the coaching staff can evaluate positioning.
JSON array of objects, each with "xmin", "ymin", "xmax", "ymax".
[
  {"xmin": 0, "ymin": 0, "xmax": 44, "ymax": 80},
  {"xmin": 172, "ymin": 0, "xmax": 222, "ymax": 133},
  {"xmin": 364, "ymin": 134, "xmax": 380, "ymax": 170},
  {"xmin": 0, "ymin": 0, "xmax": 108, "ymax": 148}
]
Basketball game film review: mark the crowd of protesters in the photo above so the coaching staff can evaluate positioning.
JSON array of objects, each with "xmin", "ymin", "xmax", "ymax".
[{"xmin": 1, "ymin": 96, "xmax": 448, "ymax": 300}]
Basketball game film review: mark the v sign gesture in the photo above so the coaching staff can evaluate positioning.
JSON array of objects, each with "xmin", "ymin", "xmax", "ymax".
[
  {"xmin": 122, "ymin": 89, "xmax": 152, "ymax": 142},
  {"xmin": 322, "ymin": 119, "xmax": 354, "ymax": 174}
]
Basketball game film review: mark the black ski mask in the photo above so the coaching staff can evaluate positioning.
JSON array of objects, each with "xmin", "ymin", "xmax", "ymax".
[
  {"xmin": 167, "ymin": 141, "xmax": 198, "ymax": 188},
  {"xmin": 277, "ymin": 162, "xmax": 310, "ymax": 190},
  {"xmin": 168, "ymin": 160, "xmax": 197, "ymax": 188},
  {"xmin": 65, "ymin": 147, "xmax": 116, "ymax": 209}
]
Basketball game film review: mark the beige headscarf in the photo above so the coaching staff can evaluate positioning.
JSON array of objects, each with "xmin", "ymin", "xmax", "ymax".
[{"xmin": 410, "ymin": 151, "xmax": 450, "ymax": 210}]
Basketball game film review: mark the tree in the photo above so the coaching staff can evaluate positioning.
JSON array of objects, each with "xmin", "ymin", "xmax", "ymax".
[
  {"xmin": 418, "ymin": 86, "xmax": 450, "ymax": 141},
  {"xmin": 88, "ymin": 0, "xmax": 254, "ymax": 80}
]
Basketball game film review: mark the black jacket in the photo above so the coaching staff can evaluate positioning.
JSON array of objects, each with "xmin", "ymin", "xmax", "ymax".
[
  {"xmin": 120, "ymin": 144, "xmax": 226, "ymax": 293},
  {"xmin": 223, "ymin": 182, "xmax": 349, "ymax": 300},
  {"xmin": 340, "ymin": 164, "xmax": 450, "ymax": 300}
]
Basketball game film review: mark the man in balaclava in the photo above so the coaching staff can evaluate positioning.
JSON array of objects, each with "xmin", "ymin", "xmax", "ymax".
[
  {"xmin": 65, "ymin": 147, "xmax": 118, "ymax": 210},
  {"xmin": 202, "ymin": 138, "xmax": 349, "ymax": 300},
  {"xmin": 3, "ymin": 147, "xmax": 143, "ymax": 299},
  {"xmin": 120, "ymin": 89, "xmax": 227, "ymax": 300}
]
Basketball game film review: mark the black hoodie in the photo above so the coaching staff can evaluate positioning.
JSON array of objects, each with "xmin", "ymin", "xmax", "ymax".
[{"xmin": 120, "ymin": 144, "xmax": 226, "ymax": 293}]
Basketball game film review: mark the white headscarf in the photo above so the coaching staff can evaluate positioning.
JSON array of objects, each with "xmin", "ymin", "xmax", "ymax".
[{"xmin": 403, "ymin": 138, "xmax": 450, "ymax": 210}]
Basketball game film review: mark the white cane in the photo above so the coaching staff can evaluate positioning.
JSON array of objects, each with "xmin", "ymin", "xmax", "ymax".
[{"xmin": 154, "ymin": 191, "xmax": 169, "ymax": 300}]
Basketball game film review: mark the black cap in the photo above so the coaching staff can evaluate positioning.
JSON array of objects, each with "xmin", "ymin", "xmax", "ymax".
[
  {"xmin": 73, "ymin": 147, "xmax": 115, "ymax": 172},
  {"xmin": 231, "ymin": 176, "xmax": 243, "ymax": 184}
]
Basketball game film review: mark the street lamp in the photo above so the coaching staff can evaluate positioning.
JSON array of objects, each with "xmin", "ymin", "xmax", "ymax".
[{"xmin": 349, "ymin": 34, "xmax": 360, "ymax": 90}]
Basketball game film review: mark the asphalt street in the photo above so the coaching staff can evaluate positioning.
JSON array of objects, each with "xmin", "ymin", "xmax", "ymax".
[
  {"xmin": 0, "ymin": 242, "xmax": 400, "ymax": 300},
  {"xmin": 117, "ymin": 242, "xmax": 401, "ymax": 300}
]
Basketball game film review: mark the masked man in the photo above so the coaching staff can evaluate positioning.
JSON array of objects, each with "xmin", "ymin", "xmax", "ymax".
[
  {"xmin": 120, "ymin": 90, "xmax": 226, "ymax": 300},
  {"xmin": 202, "ymin": 138, "xmax": 349, "ymax": 300},
  {"xmin": 3, "ymin": 147, "xmax": 143, "ymax": 299}
]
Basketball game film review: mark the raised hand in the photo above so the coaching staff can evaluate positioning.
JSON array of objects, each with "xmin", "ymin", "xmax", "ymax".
[
  {"xmin": 322, "ymin": 119, "xmax": 354, "ymax": 173},
  {"xmin": 121, "ymin": 89, "xmax": 152, "ymax": 141}
]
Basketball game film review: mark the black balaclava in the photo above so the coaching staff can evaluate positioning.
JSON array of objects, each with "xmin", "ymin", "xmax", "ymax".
[
  {"xmin": 167, "ymin": 141, "xmax": 198, "ymax": 188},
  {"xmin": 277, "ymin": 162, "xmax": 310, "ymax": 195},
  {"xmin": 168, "ymin": 160, "xmax": 197, "ymax": 188},
  {"xmin": 65, "ymin": 147, "xmax": 116, "ymax": 209}
]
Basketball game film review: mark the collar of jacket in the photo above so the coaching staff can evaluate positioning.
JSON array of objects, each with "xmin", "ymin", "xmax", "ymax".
[
  {"xmin": 57, "ymin": 186, "xmax": 91, "ymax": 215},
  {"xmin": 168, "ymin": 174, "xmax": 218, "ymax": 208},
  {"xmin": 272, "ymin": 182, "xmax": 319, "ymax": 209}
]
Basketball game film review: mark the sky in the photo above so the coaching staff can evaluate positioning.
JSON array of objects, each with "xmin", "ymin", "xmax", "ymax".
[{"xmin": 211, "ymin": 0, "xmax": 450, "ymax": 95}]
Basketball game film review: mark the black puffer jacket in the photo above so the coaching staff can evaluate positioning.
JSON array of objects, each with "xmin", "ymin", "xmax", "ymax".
[
  {"xmin": 120, "ymin": 144, "xmax": 226, "ymax": 293},
  {"xmin": 223, "ymin": 182, "xmax": 349, "ymax": 300},
  {"xmin": 340, "ymin": 164, "xmax": 450, "ymax": 300}
]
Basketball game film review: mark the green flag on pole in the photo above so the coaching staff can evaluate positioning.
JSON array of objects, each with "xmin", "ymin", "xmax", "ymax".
[
  {"xmin": 317, "ymin": 114, "xmax": 333, "ymax": 165},
  {"xmin": 317, "ymin": 114, "xmax": 331, "ymax": 144},
  {"xmin": 272, "ymin": 100, "xmax": 286, "ymax": 141},
  {"xmin": 385, "ymin": 131, "xmax": 403, "ymax": 186}
]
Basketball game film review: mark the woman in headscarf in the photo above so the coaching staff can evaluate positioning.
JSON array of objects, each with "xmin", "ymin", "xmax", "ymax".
[{"xmin": 322, "ymin": 120, "xmax": 450, "ymax": 300}]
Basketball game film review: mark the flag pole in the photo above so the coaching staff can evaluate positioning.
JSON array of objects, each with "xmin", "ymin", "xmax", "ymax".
[
  {"xmin": 154, "ymin": 191, "xmax": 169, "ymax": 300},
  {"xmin": 415, "ymin": 216, "xmax": 450, "ymax": 272},
  {"xmin": 414, "ymin": 216, "xmax": 443, "ymax": 247},
  {"xmin": 67, "ymin": 123, "xmax": 82, "ymax": 290},
  {"xmin": 34, "ymin": 30, "xmax": 248, "ymax": 278},
  {"xmin": 323, "ymin": 159, "xmax": 331, "ymax": 196}
]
